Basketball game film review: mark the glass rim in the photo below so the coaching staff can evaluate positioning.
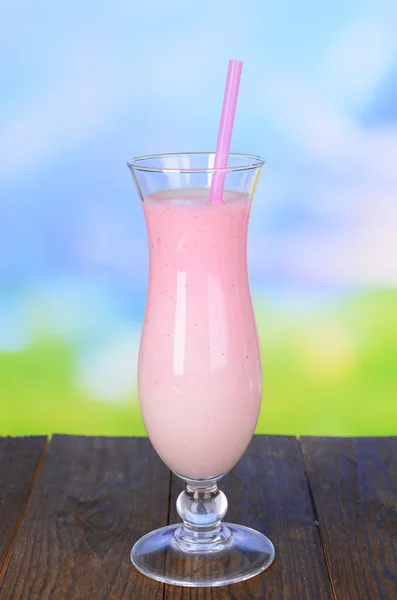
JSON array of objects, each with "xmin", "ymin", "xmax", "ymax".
[{"xmin": 127, "ymin": 152, "xmax": 265, "ymax": 174}]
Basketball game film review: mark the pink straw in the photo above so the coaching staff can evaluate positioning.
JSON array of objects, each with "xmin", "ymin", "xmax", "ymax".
[{"xmin": 208, "ymin": 59, "xmax": 243, "ymax": 204}]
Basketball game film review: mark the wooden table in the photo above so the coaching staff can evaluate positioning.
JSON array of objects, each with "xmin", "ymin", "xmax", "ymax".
[{"xmin": 0, "ymin": 435, "xmax": 396, "ymax": 599}]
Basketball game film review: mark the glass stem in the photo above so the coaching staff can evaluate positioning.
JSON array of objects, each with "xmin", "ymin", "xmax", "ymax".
[{"xmin": 173, "ymin": 482, "xmax": 232, "ymax": 553}]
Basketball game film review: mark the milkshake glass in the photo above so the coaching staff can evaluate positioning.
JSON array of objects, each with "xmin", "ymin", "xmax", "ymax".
[{"xmin": 128, "ymin": 152, "xmax": 274, "ymax": 587}]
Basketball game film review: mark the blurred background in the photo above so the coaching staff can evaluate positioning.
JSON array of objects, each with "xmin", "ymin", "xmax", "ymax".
[{"xmin": 1, "ymin": 0, "xmax": 397, "ymax": 437}]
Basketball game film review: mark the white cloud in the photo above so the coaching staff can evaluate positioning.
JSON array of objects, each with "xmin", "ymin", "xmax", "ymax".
[
  {"xmin": 76, "ymin": 329, "xmax": 140, "ymax": 403},
  {"xmin": 0, "ymin": 11, "xmax": 244, "ymax": 183},
  {"xmin": 259, "ymin": 66, "xmax": 397, "ymax": 181},
  {"xmin": 0, "ymin": 303, "xmax": 32, "ymax": 352},
  {"xmin": 254, "ymin": 38, "xmax": 397, "ymax": 286},
  {"xmin": 76, "ymin": 206, "xmax": 148, "ymax": 277},
  {"xmin": 322, "ymin": 17, "xmax": 397, "ymax": 111},
  {"xmin": 0, "ymin": 34, "xmax": 127, "ymax": 182},
  {"xmin": 288, "ymin": 223, "xmax": 397, "ymax": 286}
]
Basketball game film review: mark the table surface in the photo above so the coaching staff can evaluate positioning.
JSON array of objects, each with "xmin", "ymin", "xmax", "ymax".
[{"xmin": 0, "ymin": 435, "xmax": 396, "ymax": 599}]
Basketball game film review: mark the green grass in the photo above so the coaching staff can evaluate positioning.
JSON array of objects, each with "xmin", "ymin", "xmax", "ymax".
[
  {"xmin": 0, "ymin": 339, "xmax": 145, "ymax": 437},
  {"xmin": 1, "ymin": 289, "xmax": 396, "ymax": 437}
]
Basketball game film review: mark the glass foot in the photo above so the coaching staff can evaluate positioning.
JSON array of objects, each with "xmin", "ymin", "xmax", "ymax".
[{"xmin": 131, "ymin": 523, "xmax": 275, "ymax": 587}]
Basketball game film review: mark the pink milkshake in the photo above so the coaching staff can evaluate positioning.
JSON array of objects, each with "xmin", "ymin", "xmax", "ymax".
[{"xmin": 138, "ymin": 188, "xmax": 262, "ymax": 480}]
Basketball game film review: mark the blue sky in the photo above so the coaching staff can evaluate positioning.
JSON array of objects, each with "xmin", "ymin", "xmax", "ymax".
[{"xmin": 2, "ymin": 0, "xmax": 397, "ymax": 287}]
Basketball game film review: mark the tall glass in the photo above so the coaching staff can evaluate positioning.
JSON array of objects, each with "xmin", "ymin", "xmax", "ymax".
[{"xmin": 127, "ymin": 153, "xmax": 274, "ymax": 587}]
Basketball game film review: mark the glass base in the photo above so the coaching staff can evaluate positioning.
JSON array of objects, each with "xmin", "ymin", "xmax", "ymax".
[{"xmin": 131, "ymin": 523, "xmax": 275, "ymax": 587}]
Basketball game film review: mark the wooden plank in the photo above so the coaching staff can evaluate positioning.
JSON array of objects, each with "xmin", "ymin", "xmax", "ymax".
[
  {"xmin": 0, "ymin": 437, "xmax": 47, "ymax": 574},
  {"xmin": 301, "ymin": 437, "xmax": 397, "ymax": 600},
  {"xmin": 164, "ymin": 435, "xmax": 334, "ymax": 599},
  {"xmin": 0, "ymin": 435, "xmax": 169, "ymax": 599}
]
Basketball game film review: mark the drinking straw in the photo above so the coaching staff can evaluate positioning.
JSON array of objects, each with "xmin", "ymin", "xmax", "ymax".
[{"xmin": 208, "ymin": 59, "xmax": 243, "ymax": 204}]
